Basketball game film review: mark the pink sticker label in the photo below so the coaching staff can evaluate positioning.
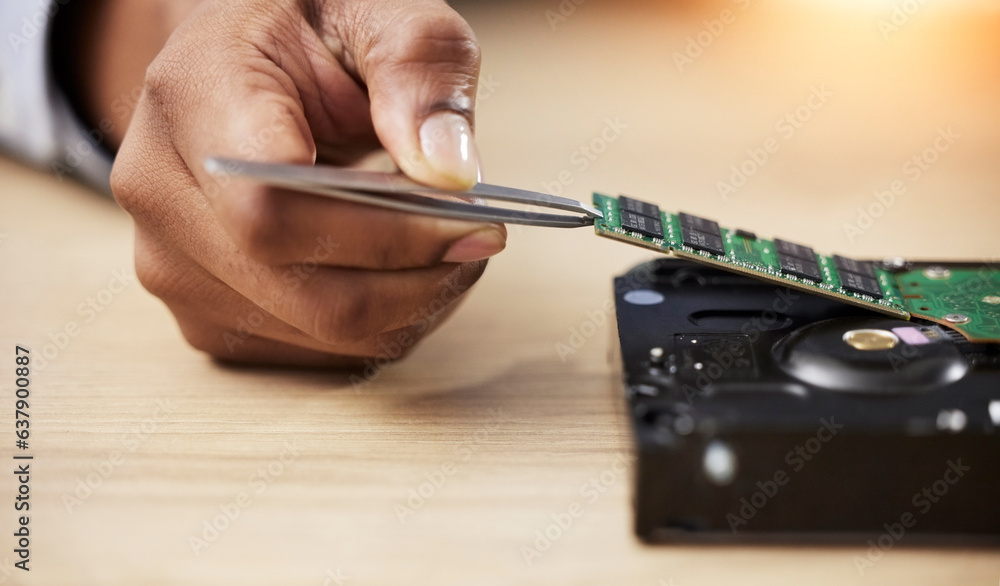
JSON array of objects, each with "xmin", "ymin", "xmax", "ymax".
[{"xmin": 892, "ymin": 327, "xmax": 931, "ymax": 346}]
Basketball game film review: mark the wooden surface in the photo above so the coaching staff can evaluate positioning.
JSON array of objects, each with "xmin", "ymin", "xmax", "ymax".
[{"xmin": 2, "ymin": 0, "xmax": 1000, "ymax": 583}]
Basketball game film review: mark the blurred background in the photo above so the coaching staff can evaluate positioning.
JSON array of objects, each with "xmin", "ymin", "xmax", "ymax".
[
  {"xmin": 3, "ymin": 0, "xmax": 1000, "ymax": 583},
  {"xmin": 458, "ymin": 0, "xmax": 1000, "ymax": 250},
  {"xmin": 446, "ymin": 0, "xmax": 1000, "ymax": 377}
]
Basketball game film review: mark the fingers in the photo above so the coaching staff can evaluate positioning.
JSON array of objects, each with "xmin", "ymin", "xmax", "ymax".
[
  {"xmin": 173, "ymin": 306, "xmax": 451, "ymax": 366},
  {"xmin": 132, "ymin": 225, "xmax": 486, "ymax": 354},
  {"xmin": 111, "ymin": 0, "xmax": 500, "ymax": 366},
  {"xmin": 256, "ymin": 259, "xmax": 485, "ymax": 346},
  {"xmin": 208, "ymin": 180, "xmax": 507, "ymax": 268},
  {"xmin": 138, "ymin": 6, "xmax": 502, "ymax": 270},
  {"xmin": 198, "ymin": 334, "xmax": 369, "ymax": 368},
  {"xmin": 146, "ymin": 49, "xmax": 318, "ymax": 176},
  {"xmin": 320, "ymin": 0, "xmax": 483, "ymax": 189}
]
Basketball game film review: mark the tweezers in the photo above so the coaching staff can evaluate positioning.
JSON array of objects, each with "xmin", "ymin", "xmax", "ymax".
[{"xmin": 204, "ymin": 157, "xmax": 603, "ymax": 228}]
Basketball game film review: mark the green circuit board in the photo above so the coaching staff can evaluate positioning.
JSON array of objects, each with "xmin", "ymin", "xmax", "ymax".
[
  {"xmin": 593, "ymin": 193, "xmax": 1000, "ymax": 342},
  {"xmin": 896, "ymin": 267, "xmax": 1000, "ymax": 343}
]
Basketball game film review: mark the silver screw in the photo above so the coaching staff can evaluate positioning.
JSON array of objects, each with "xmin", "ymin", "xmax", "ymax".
[
  {"xmin": 882, "ymin": 257, "xmax": 907, "ymax": 270},
  {"xmin": 924, "ymin": 266, "xmax": 952, "ymax": 279},
  {"xmin": 944, "ymin": 313, "xmax": 970, "ymax": 324}
]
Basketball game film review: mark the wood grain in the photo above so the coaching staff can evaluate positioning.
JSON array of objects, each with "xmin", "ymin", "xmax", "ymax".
[{"xmin": 1, "ymin": 0, "xmax": 999, "ymax": 583}]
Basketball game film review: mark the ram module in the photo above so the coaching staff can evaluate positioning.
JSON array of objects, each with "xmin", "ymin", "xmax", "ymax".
[
  {"xmin": 594, "ymin": 193, "xmax": 909, "ymax": 318},
  {"xmin": 594, "ymin": 193, "xmax": 1000, "ymax": 342}
]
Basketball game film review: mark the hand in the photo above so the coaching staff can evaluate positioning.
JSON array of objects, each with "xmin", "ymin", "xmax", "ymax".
[{"xmin": 109, "ymin": 0, "xmax": 506, "ymax": 366}]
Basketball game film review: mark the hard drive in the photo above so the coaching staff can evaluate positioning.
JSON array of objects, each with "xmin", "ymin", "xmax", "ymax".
[{"xmin": 613, "ymin": 259, "xmax": 1000, "ymax": 542}]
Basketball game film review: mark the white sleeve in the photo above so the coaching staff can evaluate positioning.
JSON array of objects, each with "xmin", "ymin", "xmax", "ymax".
[{"xmin": 0, "ymin": 0, "xmax": 114, "ymax": 194}]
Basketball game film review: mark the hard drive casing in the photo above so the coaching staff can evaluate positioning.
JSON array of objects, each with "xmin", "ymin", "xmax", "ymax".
[{"xmin": 614, "ymin": 259, "xmax": 1000, "ymax": 542}]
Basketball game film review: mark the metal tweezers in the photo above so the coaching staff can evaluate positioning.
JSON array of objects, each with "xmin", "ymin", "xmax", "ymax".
[{"xmin": 205, "ymin": 157, "xmax": 603, "ymax": 228}]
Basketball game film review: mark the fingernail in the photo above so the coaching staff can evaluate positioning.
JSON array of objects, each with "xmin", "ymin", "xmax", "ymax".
[
  {"xmin": 419, "ymin": 111, "xmax": 481, "ymax": 189},
  {"xmin": 442, "ymin": 227, "xmax": 506, "ymax": 263}
]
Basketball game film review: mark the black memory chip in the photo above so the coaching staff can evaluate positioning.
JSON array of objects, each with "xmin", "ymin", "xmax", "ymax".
[
  {"xmin": 774, "ymin": 238, "xmax": 816, "ymax": 261},
  {"xmin": 833, "ymin": 254, "xmax": 877, "ymax": 279},
  {"xmin": 678, "ymin": 212, "xmax": 721, "ymax": 236},
  {"xmin": 840, "ymin": 271, "xmax": 884, "ymax": 298},
  {"xmin": 779, "ymin": 256, "xmax": 823, "ymax": 282},
  {"xmin": 618, "ymin": 195, "xmax": 660, "ymax": 219},
  {"xmin": 620, "ymin": 211, "xmax": 663, "ymax": 239},
  {"xmin": 681, "ymin": 226, "xmax": 725, "ymax": 256}
]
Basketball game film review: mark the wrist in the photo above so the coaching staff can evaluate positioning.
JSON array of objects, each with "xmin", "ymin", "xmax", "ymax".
[{"xmin": 51, "ymin": 0, "xmax": 202, "ymax": 151}]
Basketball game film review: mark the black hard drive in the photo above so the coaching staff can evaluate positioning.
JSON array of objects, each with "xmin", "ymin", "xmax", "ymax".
[{"xmin": 613, "ymin": 259, "xmax": 1000, "ymax": 542}]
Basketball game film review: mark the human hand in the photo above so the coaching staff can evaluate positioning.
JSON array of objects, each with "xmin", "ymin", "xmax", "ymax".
[{"xmin": 111, "ymin": 0, "xmax": 505, "ymax": 365}]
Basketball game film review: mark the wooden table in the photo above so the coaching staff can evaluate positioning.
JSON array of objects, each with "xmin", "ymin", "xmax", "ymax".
[{"xmin": 2, "ymin": 0, "xmax": 998, "ymax": 583}]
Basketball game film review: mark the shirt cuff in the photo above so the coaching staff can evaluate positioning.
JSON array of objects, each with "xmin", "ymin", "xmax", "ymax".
[{"xmin": 0, "ymin": 0, "xmax": 114, "ymax": 195}]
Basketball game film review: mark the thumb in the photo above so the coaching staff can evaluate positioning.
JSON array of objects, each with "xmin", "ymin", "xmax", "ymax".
[{"xmin": 326, "ymin": 0, "xmax": 482, "ymax": 189}]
